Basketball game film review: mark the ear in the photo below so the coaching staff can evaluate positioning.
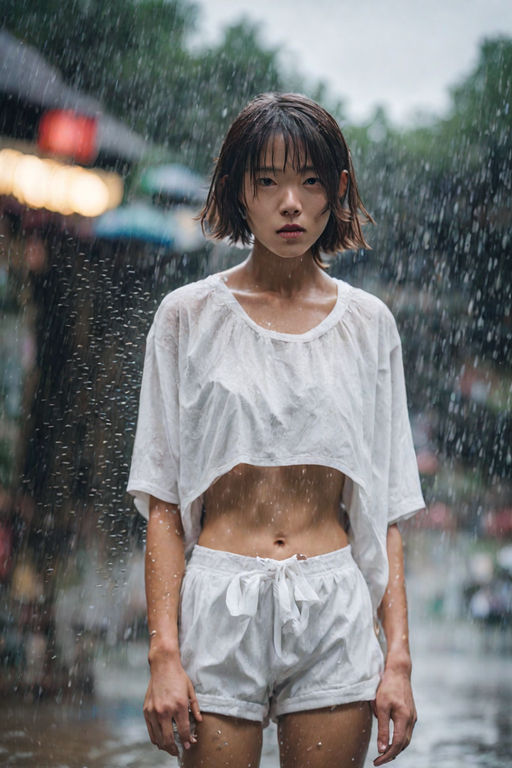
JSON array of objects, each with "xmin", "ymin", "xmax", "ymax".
[{"xmin": 338, "ymin": 170, "xmax": 349, "ymax": 199}]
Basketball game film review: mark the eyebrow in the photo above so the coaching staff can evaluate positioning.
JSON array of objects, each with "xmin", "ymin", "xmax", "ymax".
[{"xmin": 255, "ymin": 165, "xmax": 317, "ymax": 174}]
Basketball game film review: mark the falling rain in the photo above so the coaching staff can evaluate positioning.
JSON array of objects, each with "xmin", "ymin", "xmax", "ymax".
[{"xmin": 0, "ymin": 2, "xmax": 511, "ymax": 767}]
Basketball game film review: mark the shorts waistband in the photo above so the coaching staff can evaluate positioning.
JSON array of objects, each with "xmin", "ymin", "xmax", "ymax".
[{"xmin": 187, "ymin": 544, "xmax": 354, "ymax": 577}]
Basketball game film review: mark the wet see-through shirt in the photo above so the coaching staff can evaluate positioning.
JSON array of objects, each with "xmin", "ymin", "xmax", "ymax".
[{"xmin": 127, "ymin": 273, "xmax": 425, "ymax": 614}]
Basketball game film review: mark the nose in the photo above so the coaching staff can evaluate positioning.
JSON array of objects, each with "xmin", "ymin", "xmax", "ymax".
[{"xmin": 279, "ymin": 186, "xmax": 302, "ymax": 216}]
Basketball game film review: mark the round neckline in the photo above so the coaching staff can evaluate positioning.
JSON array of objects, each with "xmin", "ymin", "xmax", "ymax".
[{"xmin": 208, "ymin": 273, "xmax": 348, "ymax": 341}]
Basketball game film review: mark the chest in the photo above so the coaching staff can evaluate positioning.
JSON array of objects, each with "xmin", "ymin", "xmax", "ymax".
[
  {"xmin": 229, "ymin": 291, "xmax": 339, "ymax": 335},
  {"xmin": 182, "ymin": 328, "xmax": 377, "ymax": 435}
]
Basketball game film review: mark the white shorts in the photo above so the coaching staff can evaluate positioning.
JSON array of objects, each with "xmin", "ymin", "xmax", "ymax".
[{"xmin": 179, "ymin": 544, "xmax": 385, "ymax": 724}]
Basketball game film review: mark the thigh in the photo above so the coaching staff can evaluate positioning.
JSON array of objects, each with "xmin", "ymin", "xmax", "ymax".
[
  {"xmin": 278, "ymin": 701, "xmax": 373, "ymax": 768},
  {"xmin": 182, "ymin": 712, "xmax": 263, "ymax": 768}
]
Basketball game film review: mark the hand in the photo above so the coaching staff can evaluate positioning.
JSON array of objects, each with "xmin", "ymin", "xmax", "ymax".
[
  {"xmin": 143, "ymin": 656, "xmax": 202, "ymax": 757},
  {"xmin": 371, "ymin": 665, "xmax": 417, "ymax": 765}
]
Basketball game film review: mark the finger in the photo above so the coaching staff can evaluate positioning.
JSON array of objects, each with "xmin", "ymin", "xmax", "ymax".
[
  {"xmin": 401, "ymin": 709, "xmax": 417, "ymax": 753},
  {"xmin": 401, "ymin": 722, "xmax": 413, "ymax": 752},
  {"xmin": 145, "ymin": 715, "xmax": 158, "ymax": 746},
  {"xmin": 175, "ymin": 705, "xmax": 192, "ymax": 749},
  {"xmin": 188, "ymin": 682, "xmax": 203, "ymax": 723},
  {"xmin": 160, "ymin": 715, "xmax": 179, "ymax": 756},
  {"xmin": 147, "ymin": 712, "xmax": 164, "ymax": 748},
  {"xmin": 373, "ymin": 734, "xmax": 403, "ymax": 766},
  {"xmin": 376, "ymin": 718, "xmax": 407, "ymax": 764},
  {"xmin": 373, "ymin": 742, "xmax": 399, "ymax": 766},
  {"xmin": 376, "ymin": 705, "xmax": 391, "ymax": 756},
  {"xmin": 147, "ymin": 710, "xmax": 178, "ymax": 756},
  {"xmin": 388, "ymin": 735, "xmax": 406, "ymax": 761}
]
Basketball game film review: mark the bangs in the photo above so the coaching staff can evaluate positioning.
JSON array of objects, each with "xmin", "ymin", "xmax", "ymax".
[{"xmin": 241, "ymin": 110, "xmax": 345, "ymax": 201}]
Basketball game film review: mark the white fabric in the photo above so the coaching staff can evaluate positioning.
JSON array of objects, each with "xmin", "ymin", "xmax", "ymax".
[
  {"xmin": 178, "ymin": 545, "xmax": 385, "ymax": 723},
  {"xmin": 127, "ymin": 272, "xmax": 425, "ymax": 612},
  {"xmin": 225, "ymin": 553, "xmax": 322, "ymax": 661}
]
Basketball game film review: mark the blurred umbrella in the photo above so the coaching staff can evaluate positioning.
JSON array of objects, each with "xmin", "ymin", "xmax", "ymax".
[
  {"xmin": 93, "ymin": 201, "xmax": 205, "ymax": 251},
  {"xmin": 417, "ymin": 448, "xmax": 439, "ymax": 475},
  {"xmin": 497, "ymin": 545, "xmax": 512, "ymax": 572},
  {"xmin": 138, "ymin": 163, "xmax": 207, "ymax": 204},
  {"xmin": 0, "ymin": 30, "xmax": 149, "ymax": 162},
  {"xmin": 483, "ymin": 509, "xmax": 512, "ymax": 539}
]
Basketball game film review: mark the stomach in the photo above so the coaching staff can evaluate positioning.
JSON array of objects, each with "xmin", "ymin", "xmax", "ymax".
[{"xmin": 198, "ymin": 463, "xmax": 349, "ymax": 559}]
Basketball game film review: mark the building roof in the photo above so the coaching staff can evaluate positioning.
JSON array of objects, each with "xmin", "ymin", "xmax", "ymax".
[{"xmin": 0, "ymin": 29, "xmax": 149, "ymax": 161}]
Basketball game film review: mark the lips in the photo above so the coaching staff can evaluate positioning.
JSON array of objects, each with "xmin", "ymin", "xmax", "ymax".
[
  {"xmin": 277, "ymin": 225, "xmax": 305, "ymax": 233},
  {"xmin": 277, "ymin": 224, "xmax": 305, "ymax": 240}
]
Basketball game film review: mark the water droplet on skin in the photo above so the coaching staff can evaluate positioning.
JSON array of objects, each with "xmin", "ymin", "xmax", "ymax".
[{"xmin": 316, "ymin": 741, "xmax": 323, "ymax": 748}]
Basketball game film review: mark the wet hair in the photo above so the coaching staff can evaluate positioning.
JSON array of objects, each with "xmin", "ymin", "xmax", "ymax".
[{"xmin": 200, "ymin": 92, "xmax": 374, "ymax": 267}]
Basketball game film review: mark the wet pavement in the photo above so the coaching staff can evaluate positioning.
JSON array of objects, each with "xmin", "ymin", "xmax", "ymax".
[{"xmin": 2, "ymin": 617, "xmax": 511, "ymax": 768}]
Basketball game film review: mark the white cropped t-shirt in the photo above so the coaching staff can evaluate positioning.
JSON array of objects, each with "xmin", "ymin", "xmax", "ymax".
[{"xmin": 127, "ymin": 273, "xmax": 425, "ymax": 613}]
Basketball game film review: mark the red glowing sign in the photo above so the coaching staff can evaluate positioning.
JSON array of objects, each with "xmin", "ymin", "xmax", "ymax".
[{"xmin": 38, "ymin": 110, "xmax": 98, "ymax": 164}]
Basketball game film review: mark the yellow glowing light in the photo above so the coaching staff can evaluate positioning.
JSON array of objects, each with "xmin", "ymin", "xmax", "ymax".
[
  {"xmin": 0, "ymin": 149, "xmax": 20, "ymax": 195},
  {"xmin": 13, "ymin": 155, "xmax": 48, "ymax": 208},
  {"xmin": 48, "ymin": 164, "xmax": 75, "ymax": 216},
  {"xmin": 0, "ymin": 147, "xmax": 123, "ymax": 216},
  {"xmin": 100, "ymin": 173, "xmax": 123, "ymax": 209},
  {"xmin": 69, "ymin": 168, "xmax": 109, "ymax": 217}
]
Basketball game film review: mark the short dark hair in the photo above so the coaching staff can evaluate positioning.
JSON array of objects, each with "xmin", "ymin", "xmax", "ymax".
[{"xmin": 200, "ymin": 92, "xmax": 374, "ymax": 267}]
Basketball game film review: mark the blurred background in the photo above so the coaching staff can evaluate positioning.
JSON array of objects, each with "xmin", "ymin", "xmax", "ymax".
[{"xmin": 0, "ymin": 1, "xmax": 511, "ymax": 766}]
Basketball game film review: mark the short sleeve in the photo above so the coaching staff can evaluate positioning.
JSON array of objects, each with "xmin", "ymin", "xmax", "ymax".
[
  {"xmin": 126, "ymin": 305, "xmax": 180, "ymax": 520},
  {"xmin": 384, "ymin": 311, "xmax": 426, "ymax": 524}
]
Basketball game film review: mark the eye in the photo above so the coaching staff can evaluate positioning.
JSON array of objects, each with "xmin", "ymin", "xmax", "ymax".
[
  {"xmin": 304, "ymin": 177, "xmax": 322, "ymax": 186},
  {"xmin": 256, "ymin": 177, "xmax": 275, "ymax": 187}
]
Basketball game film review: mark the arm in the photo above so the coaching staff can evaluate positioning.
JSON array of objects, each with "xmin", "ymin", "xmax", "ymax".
[
  {"xmin": 372, "ymin": 523, "xmax": 417, "ymax": 766},
  {"xmin": 143, "ymin": 495, "xmax": 202, "ymax": 756}
]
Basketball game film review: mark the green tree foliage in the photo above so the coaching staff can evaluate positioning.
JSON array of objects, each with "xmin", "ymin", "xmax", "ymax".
[
  {"xmin": 350, "ymin": 37, "xmax": 512, "ymax": 509},
  {"xmin": 1, "ymin": 0, "xmax": 341, "ymax": 171},
  {"xmin": 175, "ymin": 21, "xmax": 284, "ymax": 169},
  {"xmin": 0, "ymin": 0, "xmax": 196, "ymax": 113},
  {"xmin": 1, "ymin": 0, "xmax": 198, "ymax": 136},
  {"xmin": 448, "ymin": 37, "xmax": 511, "ymax": 144}
]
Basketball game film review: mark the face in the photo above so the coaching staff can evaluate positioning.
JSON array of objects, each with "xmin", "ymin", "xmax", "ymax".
[{"xmin": 241, "ymin": 134, "xmax": 331, "ymax": 260}]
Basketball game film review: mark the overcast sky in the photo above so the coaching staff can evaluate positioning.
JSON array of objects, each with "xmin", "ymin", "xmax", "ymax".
[{"xmin": 193, "ymin": 0, "xmax": 512, "ymax": 125}]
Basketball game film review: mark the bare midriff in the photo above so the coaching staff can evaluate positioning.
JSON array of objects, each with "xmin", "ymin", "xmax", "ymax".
[{"xmin": 199, "ymin": 463, "xmax": 348, "ymax": 560}]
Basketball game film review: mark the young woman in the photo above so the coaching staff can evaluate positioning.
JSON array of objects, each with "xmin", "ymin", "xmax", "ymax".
[{"xmin": 127, "ymin": 92, "xmax": 425, "ymax": 768}]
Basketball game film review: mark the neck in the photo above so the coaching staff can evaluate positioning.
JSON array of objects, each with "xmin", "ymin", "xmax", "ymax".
[{"xmin": 244, "ymin": 240, "xmax": 324, "ymax": 296}]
